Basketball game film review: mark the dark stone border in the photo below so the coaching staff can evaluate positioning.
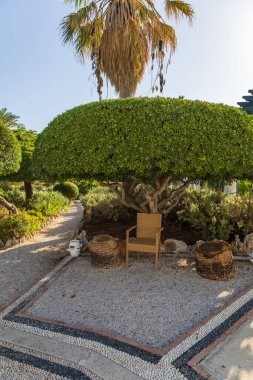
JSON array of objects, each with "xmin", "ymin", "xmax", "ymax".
[
  {"xmin": 172, "ymin": 297, "xmax": 253, "ymax": 379},
  {"xmin": 0, "ymin": 345, "xmax": 91, "ymax": 380}
]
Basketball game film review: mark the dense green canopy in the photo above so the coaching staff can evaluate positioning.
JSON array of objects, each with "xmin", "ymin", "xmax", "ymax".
[
  {"xmin": 34, "ymin": 97, "xmax": 253, "ymax": 182},
  {"xmin": 0, "ymin": 121, "xmax": 21, "ymax": 176}
]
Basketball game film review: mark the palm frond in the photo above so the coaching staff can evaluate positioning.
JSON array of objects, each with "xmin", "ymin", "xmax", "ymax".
[
  {"xmin": 0, "ymin": 108, "xmax": 19, "ymax": 128},
  {"xmin": 165, "ymin": 0, "xmax": 194, "ymax": 24},
  {"xmin": 64, "ymin": 0, "xmax": 87, "ymax": 9}
]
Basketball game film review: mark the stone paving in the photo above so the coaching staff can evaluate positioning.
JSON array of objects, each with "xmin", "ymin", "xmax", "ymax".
[{"xmin": 1, "ymin": 203, "xmax": 253, "ymax": 379}]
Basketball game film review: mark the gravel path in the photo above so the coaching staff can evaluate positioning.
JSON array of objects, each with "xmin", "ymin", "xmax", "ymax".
[
  {"xmin": 0, "ymin": 202, "xmax": 83, "ymax": 311},
  {"xmin": 27, "ymin": 254, "xmax": 253, "ymax": 350}
]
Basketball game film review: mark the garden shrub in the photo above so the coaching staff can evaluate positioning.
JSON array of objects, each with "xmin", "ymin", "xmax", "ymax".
[
  {"xmin": 53, "ymin": 181, "xmax": 79, "ymax": 200},
  {"xmin": 0, "ymin": 211, "xmax": 41, "ymax": 243},
  {"xmin": 77, "ymin": 180, "xmax": 99, "ymax": 195},
  {"xmin": 178, "ymin": 189, "xmax": 233, "ymax": 241},
  {"xmin": 178, "ymin": 189, "xmax": 253, "ymax": 241},
  {"xmin": 81, "ymin": 186, "xmax": 131, "ymax": 223},
  {"xmin": 237, "ymin": 180, "xmax": 253, "ymax": 196},
  {"xmin": 4, "ymin": 189, "xmax": 26, "ymax": 208},
  {"xmin": 27, "ymin": 191, "xmax": 69, "ymax": 217}
]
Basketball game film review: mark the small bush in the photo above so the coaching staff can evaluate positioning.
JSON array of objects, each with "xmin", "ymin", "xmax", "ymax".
[
  {"xmin": 237, "ymin": 180, "xmax": 253, "ymax": 196},
  {"xmin": 77, "ymin": 180, "xmax": 99, "ymax": 195},
  {"xmin": 178, "ymin": 189, "xmax": 233, "ymax": 241},
  {"xmin": 178, "ymin": 189, "xmax": 253, "ymax": 241},
  {"xmin": 27, "ymin": 191, "xmax": 69, "ymax": 217},
  {"xmin": 53, "ymin": 181, "xmax": 79, "ymax": 200},
  {"xmin": 0, "ymin": 211, "xmax": 41, "ymax": 243},
  {"xmin": 81, "ymin": 186, "xmax": 131, "ymax": 223},
  {"xmin": 4, "ymin": 189, "xmax": 26, "ymax": 208}
]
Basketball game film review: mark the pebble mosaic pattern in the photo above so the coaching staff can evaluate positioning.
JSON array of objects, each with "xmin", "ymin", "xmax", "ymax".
[
  {"xmin": 1, "ymin": 255, "xmax": 253, "ymax": 379},
  {"xmin": 0, "ymin": 341, "xmax": 100, "ymax": 380}
]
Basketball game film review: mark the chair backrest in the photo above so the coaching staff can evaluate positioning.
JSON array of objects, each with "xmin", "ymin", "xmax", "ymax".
[{"xmin": 136, "ymin": 213, "xmax": 162, "ymax": 239}]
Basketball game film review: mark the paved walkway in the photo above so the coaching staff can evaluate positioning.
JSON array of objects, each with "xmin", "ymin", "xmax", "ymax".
[
  {"xmin": 0, "ymin": 202, "xmax": 83, "ymax": 311},
  {"xmin": 201, "ymin": 315, "xmax": 253, "ymax": 380}
]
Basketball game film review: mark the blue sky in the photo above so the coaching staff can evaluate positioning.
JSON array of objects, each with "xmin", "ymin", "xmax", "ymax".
[{"xmin": 1, "ymin": 0, "xmax": 253, "ymax": 132}]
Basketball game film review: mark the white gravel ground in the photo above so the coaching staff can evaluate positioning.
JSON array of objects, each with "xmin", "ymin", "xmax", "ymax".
[
  {"xmin": 27, "ymin": 254, "xmax": 253, "ymax": 350},
  {"xmin": 0, "ymin": 202, "xmax": 83, "ymax": 310}
]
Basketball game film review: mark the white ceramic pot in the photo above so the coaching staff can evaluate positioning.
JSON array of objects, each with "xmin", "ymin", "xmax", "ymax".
[{"xmin": 67, "ymin": 240, "xmax": 82, "ymax": 257}]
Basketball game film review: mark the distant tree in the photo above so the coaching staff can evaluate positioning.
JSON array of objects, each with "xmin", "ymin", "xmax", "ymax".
[
  {"xmin": 34, "ymin": 97, "xmax": 253, "ymax": 214},
  {"xmin": 0, "ymin": 108, "xmax": 19, "ymax": 128},
  {"xmin": 0, "ymin": 121, "xmax": 21, "ymax": 213},
  {"xmin": 1, "ymin": 126, "xmax": 38, "ymax": 201},
  {"xmin": 61, "ymin": 0, "xmax": 194, "ymax": 98}
]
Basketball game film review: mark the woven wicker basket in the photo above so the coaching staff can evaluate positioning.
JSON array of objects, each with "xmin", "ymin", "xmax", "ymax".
[
  {"xmin": 89, "ymin": 234, "xmax": 120, "ymax": 268},
  {"xmin": 195, "ymin": 241, "xmax": 235, "ymax": 281}
]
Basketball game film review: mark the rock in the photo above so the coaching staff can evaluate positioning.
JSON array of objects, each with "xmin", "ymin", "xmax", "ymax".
[
  {"xmin": 187, "ymin": 244, "xmax": 196, "ymax": 254},
  {"xmin": 231, "ymin": 235, "xmax": 247, "ymax": 256},
  {"xmin": 244, "ymin": 233, "xmax": 253, "ymax": 256},
  {"xmin": 163, "ymin": 239, "xmax": 188, "ymax": 254},
  {"xmin": 196, "ymin": 240, "xmax": 205, "ymax": 248},
  {"xmin": 11, "ymin": 238, "xmax": 18, "ymax": 246},
  {"xmin": 0, "ymin": 240, "xmax": 5, "ymax": 248},
  {"xmin": 4, "ymin": 239, "xmax": 12, "ymax": 248},
  {"xmin": 77, "ymin": 230, "xmax": 89, "ymax": 252}
]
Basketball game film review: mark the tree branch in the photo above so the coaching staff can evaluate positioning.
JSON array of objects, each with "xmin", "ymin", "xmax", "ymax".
[
  {"xmin": 0, "ymin": 196, "xmax": 18, "ymax": 214},
  {"xmin": 157, "ymin": 180, "xmax": 192, "ymax": 211}
]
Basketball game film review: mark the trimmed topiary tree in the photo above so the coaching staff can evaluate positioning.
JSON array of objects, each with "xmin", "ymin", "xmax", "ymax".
[
  {"xmin": 53, "ymin": 181, "xmax": 79, "ymax": 200},
  {"xmin": 0, "ymin": 121, "xmax": 21, "ymax": 213},
  {"xmin": 1, "ymin": 126, "xmax": 38, "ymax": 201},
  {"xmin": 34, "ymin": 97, "xmax": 253, "ymax": 214}
]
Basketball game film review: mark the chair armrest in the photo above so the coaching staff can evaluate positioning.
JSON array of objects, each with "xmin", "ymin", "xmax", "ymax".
[
  {"xmin": 126, "ymin": 225, "xmax": 137, "ymax": 241},
  {"xmin": 155, "ymin": 227, "xmax": 164, "ymax": 245}
]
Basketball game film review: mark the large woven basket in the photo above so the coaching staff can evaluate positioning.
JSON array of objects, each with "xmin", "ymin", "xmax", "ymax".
[
  {"xmin": 89, "ymin": 234, "xmax": 120, "ymax": 268},
  {"xmin": 195, "ymin": 241, "xmax": 235, "ymax": 281}
]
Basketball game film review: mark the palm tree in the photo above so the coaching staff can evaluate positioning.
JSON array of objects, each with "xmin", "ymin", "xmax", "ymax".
[
  {"xmin": 0, "ymin": 108, "xmax": 19, "ymax": 128},
  {"xmin": 61, "ymin": 0, "xmax": 194, "ymax": 98}
]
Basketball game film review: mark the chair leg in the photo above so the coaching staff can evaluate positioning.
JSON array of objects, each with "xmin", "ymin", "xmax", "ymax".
[
  {"xmin": 155, "ymin": 251, "xmax": 159, "ymax": 271},
  {"xmin": 126, "ymin": 247, "xmax": 129, "ymax": 268}
]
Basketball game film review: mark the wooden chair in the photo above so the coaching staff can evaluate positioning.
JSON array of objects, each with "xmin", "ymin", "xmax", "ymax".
[{"xmin": 126, "ymin": 213, "xmax": 164, "ymax": 271}]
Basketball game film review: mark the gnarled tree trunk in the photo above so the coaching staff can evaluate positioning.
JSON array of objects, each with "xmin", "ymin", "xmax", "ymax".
[
  {"xmin": 0, "ymin": 196, "xmax": 18, "ymax": 214},
  {"xmin": 104, "ymin": 176, "xmax": 193, "ymax": 214}
]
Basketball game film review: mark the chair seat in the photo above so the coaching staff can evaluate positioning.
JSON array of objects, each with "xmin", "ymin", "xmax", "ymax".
[{"xmin": 128, "ymin": 238, "xmax": 157, "ymax": 253}]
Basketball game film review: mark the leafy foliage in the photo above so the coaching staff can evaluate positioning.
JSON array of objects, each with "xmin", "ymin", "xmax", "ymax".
[
  {"xmin": 4, "ymin": 189, "xmax": 26, "ymax": 209},
  {"xmin": 0, "ymin": 122, "xmax": 21, "ymax": 176},
  {"xmin": 34, "ymin": 97, "xmax": 253, "ymax": 182},
  {"xmin": 53, "ymin": 181, "xmax": 79, "ymax": 199},
  {"xmin": 0, "ymin": 108, "xmax": 19, "ymax": 128},
  {"xmin": 27, "ymin": 191, "xmax": 69, "ymax": 217},
  {"xmin": 77, "ymin": 180, "xmax": 99, "ymax": 195},
  {"xmin": 11, "ymin": 126, "xmax": 37, "ymax": 181},
  {"xmin": 81, "ymin": 186, "xmax": 131, "ymax": 223},
  {"xmin": 178, "ymin": 188, "xmax": 253, "ymax": 240},
  {"xmin": 0, "ymin": 211, "xmax": 42, "ymax": 243}
]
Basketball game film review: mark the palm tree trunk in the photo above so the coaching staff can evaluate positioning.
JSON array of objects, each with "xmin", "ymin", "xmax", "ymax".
[{"xmin": 119, "ymin": 87, "xmax": 134, "ymax": 98}]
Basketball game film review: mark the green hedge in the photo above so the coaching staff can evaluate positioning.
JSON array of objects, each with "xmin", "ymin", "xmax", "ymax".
[
  {"xmin": 53, "ymin": 181, "xmax": 79, "ymax": 199},
  {"xmin": 34, "ymin": 97, "xmax": 253, "ymax": 182}
]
